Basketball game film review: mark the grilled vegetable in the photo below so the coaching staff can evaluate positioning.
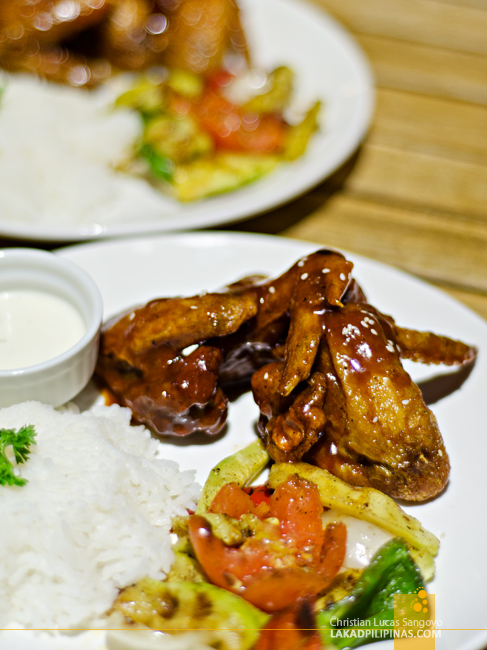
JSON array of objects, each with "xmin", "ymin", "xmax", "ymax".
[
  {"xmin": 284, "ymin": 101, "xmax": 321, "ymax": 161},
  {"xmin": 268, "ymin": 462, "xmax": 438, "ymax": 580},
  {"xmin": 243, "ymin": 66, "xmax": 294, "ymax": 114},
  {"xmin": 189, "ymin": 475, "xmax": 347, "ymax": 612},
  {"xmin": 195, "ymin": 439, "xmax": 269, "ymax": 515},
  {"xmin": 112, "ymin": 578, "xmax": 269, "ymax": 650},
  {"xmin": 317, "ymin": 538, "xmax": 428, "ymax": 649},
  {"xmin": 172, "ymin": 153, "xmax": 279, "ymax": 201}
]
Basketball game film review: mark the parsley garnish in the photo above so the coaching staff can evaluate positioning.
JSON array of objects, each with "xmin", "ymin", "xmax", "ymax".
[{"xmin": 0, "ymin": 425, "xmax": 36, "ymax": 487}]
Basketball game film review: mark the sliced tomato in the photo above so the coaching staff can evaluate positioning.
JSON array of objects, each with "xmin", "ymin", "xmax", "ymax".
[
  {"xmin": 243, "ymin": 484, "xmax": 274, "ymax": 507},
  {"xmin": 206, "ymin": 69, "xmax": 235, "ymax": 91},
  {"xmin": 189, "ymin": 476, "xmax": 347, "ymax": 613},
  {"xmin": 254, "ymin": 598, "xmax": 322, "ymax": 650},
  {"xmin": 187, "ymin": 515, "xmax": 276, "ymax": 587},
  {"xmin": 188, "ymin": 514, "xmax": 343, "ymax": 612},
  {"xmin": 269, "ymin": 474, "xmax": 325, "ymax": 558},
  {"xmin": 192, "ymin": 91, "xmax": 287, "ymax": 153},
  {"xmin": 241, "ymin": 522, "xmax": 347, "ymax": 612},
  {"xmin": 209, "ymin": 482, "xmax": 270, "ymax": 519}
]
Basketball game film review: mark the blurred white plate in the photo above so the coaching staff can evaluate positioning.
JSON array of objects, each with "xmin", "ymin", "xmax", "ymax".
[{"xmin": 0, "ymin": 0, "xmax": 373, "ymax": 242}]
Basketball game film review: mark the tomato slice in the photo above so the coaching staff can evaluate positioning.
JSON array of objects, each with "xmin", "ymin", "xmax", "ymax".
[
  {"xmin": 243, "ymin": 484, "xmax": 274, "ymax": 507},
  {"xmin": 166, "ymin": 67, "xmax": 288, "ymax": 153},
  {"xmin": 209, "ymin": 482, "xmax": 270, "ymax": 519},
  {"xmin": 188, "ymin": 515, "xmax": 275, "ymax": 588},
  {"xmin": 254, "ymin": 598, "xmax": 322, "ymax": 650},
  {"xmin": 270, "ymin": 474, "xmax": 325, "ymax": 560},
  {"xmin": 192, "ymin": 90, "xmax": 287, "ymax": 153},
  {"xmin": 241, "ymin": 522, "xmax": 347, "ymax": 612},
  {"xmin": 206, "ymin": 69, "xmax": 235, "ymax": 91},
  {"xmin": 189, "ymin": 476, "xmax": 347, "ymax": 612}
]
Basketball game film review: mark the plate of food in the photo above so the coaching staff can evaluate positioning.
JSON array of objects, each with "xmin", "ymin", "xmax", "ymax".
[
  {"xmin": 2, "ymin": 231, "xmax": 485, "ymax": 650},
  {"xmin": 0, "ymin": 0, "xmax": 373, "ymax": 242}
]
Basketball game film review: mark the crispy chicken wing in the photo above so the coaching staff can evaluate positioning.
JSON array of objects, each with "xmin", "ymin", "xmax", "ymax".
[
  {"xmin": 252, "ymin": 296, "xmax": 475, "ymax": 501},
  {"xmin": 161, "ymin": 0, "xmax": 248, "ymax": 74},
  {"xmin": 313, "ymin": 304, "xmax": 451, "ymax": 500},
  {"xmin": 0, "ymin": 0, "xmax": 249, "ymax": 85},
  {"xmin": 96, "ymin": 249, "xmax": 477, "ymax": 501},
  {"xmin": 0, "ymin": 0, "xmax": 113, "ymax": 86},
  {"xmin": 96, "ymin": 289, "xmax": 259, "ymax": 436}
]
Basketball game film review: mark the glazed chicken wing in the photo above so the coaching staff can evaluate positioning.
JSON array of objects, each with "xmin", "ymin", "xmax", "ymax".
[
  {"xmin": 161, "ymin": 0, "xmax": 248, "ymax": 74},
  {"xmin": 96, "ymin": 289, "xmax": 260, "ymax": 436},
  {"xmin": 252, "ymin": 294, "xmax": 475, "ymax": 501},
  {"xmin": 0, "ymin": 0, "xmax": 113, "ymax": 86},
  {"xmin": 0, "ymin": 0, "xmax": 249, "ymax": 85},
  {"xmin": 96, "ymin": 249, "xmax": 477, "ymax": 501},
  {"xmin": 96, "ymin": 250, "xmax": 352, "ymax": 436},
  {"xmin": 313, "ymin": 304, "xmax": 450, "ymax": 500}
]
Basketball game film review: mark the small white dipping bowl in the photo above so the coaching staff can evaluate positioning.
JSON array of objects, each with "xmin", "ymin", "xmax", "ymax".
[{"xmin": 0, "ymin": 248, "xmax": 103, "ymax": 407}]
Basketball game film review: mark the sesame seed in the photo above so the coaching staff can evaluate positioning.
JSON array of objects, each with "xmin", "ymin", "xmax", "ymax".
[
  {"xmin": 402, "ymin": 399, "xmax": 410, "ymax": 405},
  {"xmin": 322, "ymin": 268, "xmax": 330, "ymax": 274},
  {"xmin": 370, "ymin": 329, "xmax": 378, "ymax": 335},
  {"xmin": 298, "ymin": 260, "xmax": 305, "ymax": 267},
  {"xmin": 340, "ymin": 273, "xmax": 346, "ymax": 281},
  {"xmin": 190, "ymin": 305, "xmax": 198, "ymax": 310},
  {"xmin": 301, "ymin": 272, "xmax": 309, "ymax": 280},
  {"xmin": 260, "ymin": 297, "xmax": 264, "ymax": 304},
  {"xmin": 264, "ymin": 372, "xmax": 269, "ymax": 380},
  {"xmin": 361, "ymin": 320, "xmax": 369, "ymax": 328},
  {"xmin": 182, "ymin": 344, "xmax": 199, "ymax": 357},
  {"xmin": 269, "ymin": 286, "xmax": 276, "ymax": 294},
  {"xmin": 372, "ymin": 416, "xmax": 378, "ymax": 423}
]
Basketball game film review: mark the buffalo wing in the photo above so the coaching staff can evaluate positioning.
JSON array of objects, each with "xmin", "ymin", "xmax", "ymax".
[{"xmin": 96, "ymin": 249, "xmax": 477, "ymax": 501}]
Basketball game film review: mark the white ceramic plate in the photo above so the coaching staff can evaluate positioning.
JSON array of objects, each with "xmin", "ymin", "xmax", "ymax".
[
  {"xmin": 58, "ymin": 232, "xmax": 487, "ymax": 650},
  {"xmin": 4, "ymin": 232, "xmax": 486, "ymax": 650},
  {"xmin": 0, "ymin": 0, "xmax": 373, "ymax": 242}
]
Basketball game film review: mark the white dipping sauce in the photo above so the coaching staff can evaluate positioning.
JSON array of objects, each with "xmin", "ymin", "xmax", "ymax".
[{"xmin": 0, "ymin": 290, "xmax": 86, "ymax": 369}]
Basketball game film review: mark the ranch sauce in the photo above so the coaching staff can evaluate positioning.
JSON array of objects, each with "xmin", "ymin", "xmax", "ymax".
[{"xmin": 0, "ymin": 290, "xmax": 86, "ymax": 369}]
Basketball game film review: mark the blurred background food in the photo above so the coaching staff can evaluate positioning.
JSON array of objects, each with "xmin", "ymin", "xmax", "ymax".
[
  {"xmin": 0, "ymin": 0, "xmax": 320, "ymax": 209},
  {"xmin": 0, "ymin": 0, "xmax": 249, "ymax": 86}
]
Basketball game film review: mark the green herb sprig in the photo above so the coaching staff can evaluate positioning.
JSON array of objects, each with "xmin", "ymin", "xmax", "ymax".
[{"xmin": 0, "ymin": 425, "xmax": 36, "ymax": 487}]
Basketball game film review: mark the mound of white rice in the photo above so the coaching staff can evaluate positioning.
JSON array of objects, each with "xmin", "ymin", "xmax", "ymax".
[
  {"xmin": 0, "ymin": 401, "xmax": 200, "ymax": 630},
  {"xmin": 0, "ymin": 75, "xmax": 174, "ymax": 227}
]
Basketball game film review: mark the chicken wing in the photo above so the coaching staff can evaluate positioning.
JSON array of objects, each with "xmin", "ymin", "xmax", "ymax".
[
  {"xmin": 253, "ymin": 298, "xmax": 476, "ymax": 500},
  {"xmin": 96, "ymin": 249, "xmax": 477, "ymax": 501},
  {"xmin": 96, "ymin": 290, "xmax": 259, "ymax": 436}
]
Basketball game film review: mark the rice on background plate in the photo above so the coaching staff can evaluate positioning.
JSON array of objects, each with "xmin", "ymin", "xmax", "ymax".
[
  {"xmin": 0, "ymin": 75, "xmax": 175, "ymax": 228},
  {"xmin": 0, "ymin": 401, "xmax": 200, "ymax": 631}
]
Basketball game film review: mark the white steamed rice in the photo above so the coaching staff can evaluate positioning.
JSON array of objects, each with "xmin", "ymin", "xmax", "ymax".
[
  {"xmin": 0, "ymin": 75, "xmax": 174, "ymax": 227},
  {"xmin": 0, "ymin": 401, "xmax": 200, "ymax": 630}
]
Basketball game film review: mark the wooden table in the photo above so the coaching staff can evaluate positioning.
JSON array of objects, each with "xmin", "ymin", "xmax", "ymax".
[{"xmin": 226, "ymin": 0, "xmax": 487, "ymax": 322}]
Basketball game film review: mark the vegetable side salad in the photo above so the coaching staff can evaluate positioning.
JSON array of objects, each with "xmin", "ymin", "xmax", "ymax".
[
  {"xmin": 109, "ymin": 440, "xmax": 436, "ymax": 650},
  {"xmin": 116, "ymin": 66, "xmax": 320, "ymax": 201}
]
